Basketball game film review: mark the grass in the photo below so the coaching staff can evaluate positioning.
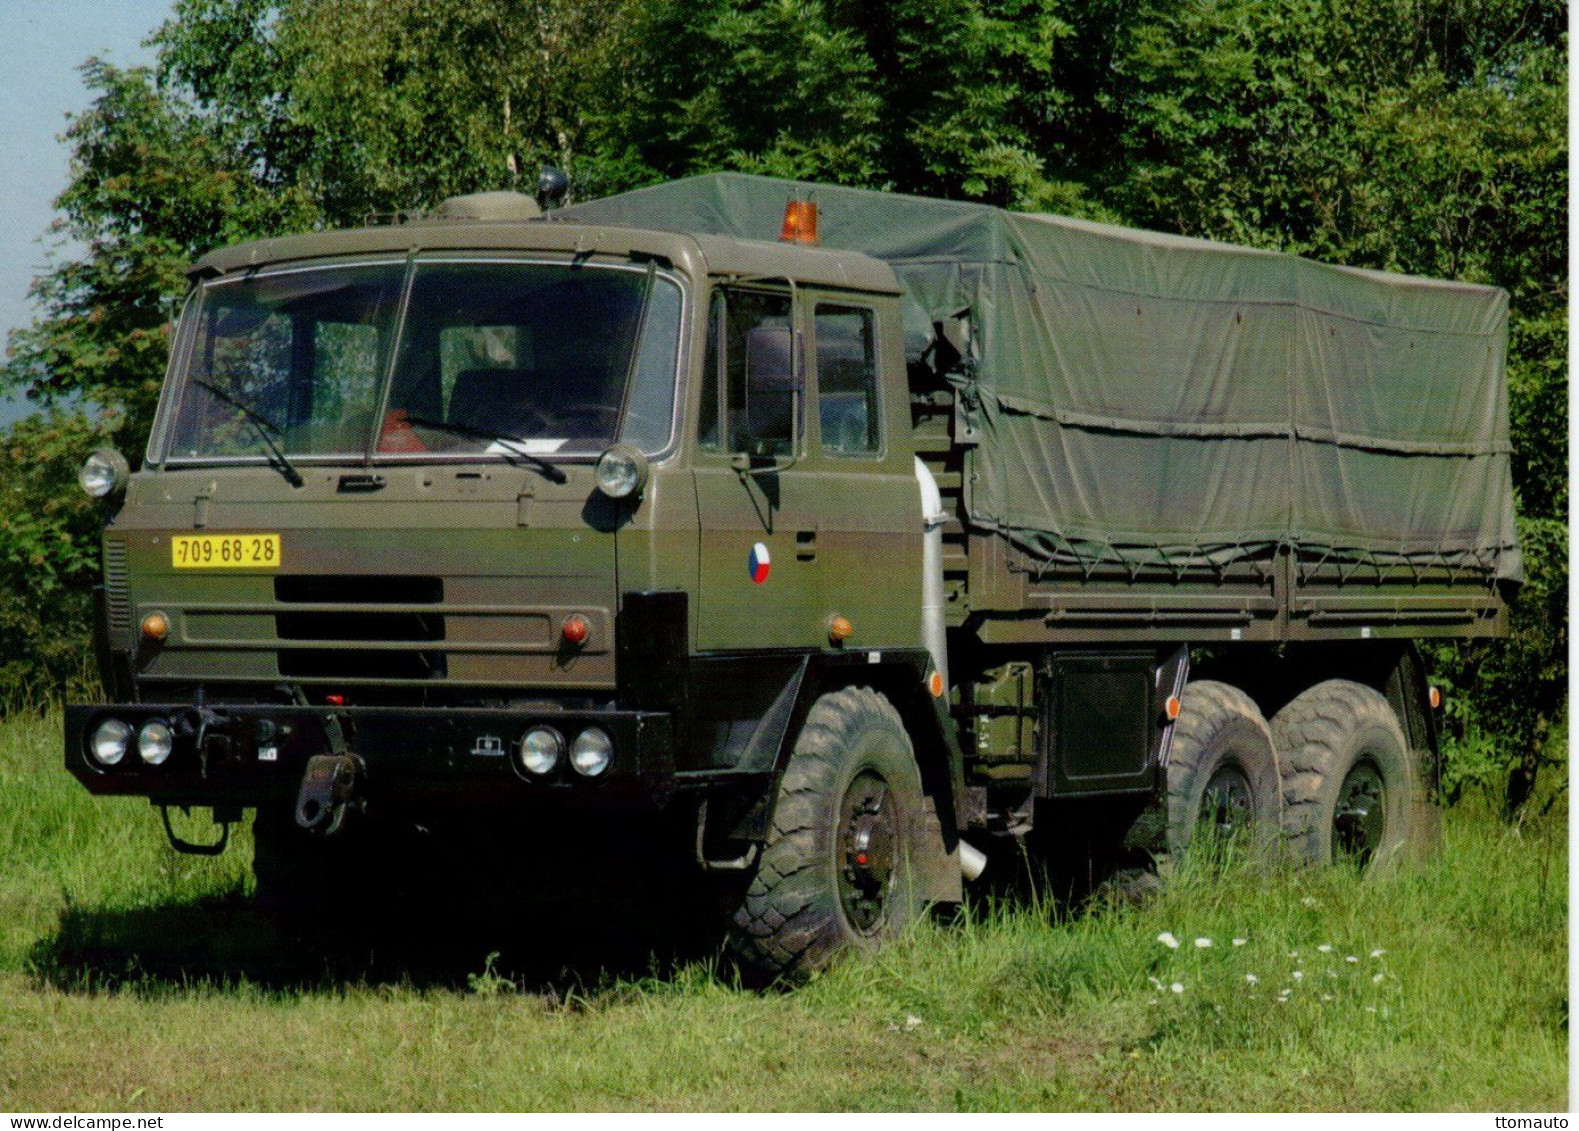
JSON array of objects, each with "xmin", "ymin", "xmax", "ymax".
[{"xmin": 0, "ymin": 708, "xmax": 1566, "ymax": 1111}]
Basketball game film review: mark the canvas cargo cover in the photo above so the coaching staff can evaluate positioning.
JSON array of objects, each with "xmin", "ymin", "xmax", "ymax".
[{"xmin": 563, "ymin": 174, "xmax": 1520, "ymax": 582}]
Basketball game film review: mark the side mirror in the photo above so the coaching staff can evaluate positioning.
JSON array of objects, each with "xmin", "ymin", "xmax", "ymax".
[{"xmin": 741, "ymin": 325, "xmax": 799, "ymax": 457}]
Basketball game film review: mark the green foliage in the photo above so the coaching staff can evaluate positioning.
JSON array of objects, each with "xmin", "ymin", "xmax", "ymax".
[
  {"xmin": 1430, "ymin": 516, "xmax": 1568, "ymax": 807},
  {"xmin": 0, "ymin": 411, "xmax": 117, "ymax": 706},
  {"xmin": 0, "ymin": 0, "xmax": 1566, "ymax": 807}
]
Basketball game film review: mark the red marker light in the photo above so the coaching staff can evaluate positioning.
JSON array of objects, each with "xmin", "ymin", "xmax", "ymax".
[
  {"xmin": 325, "ymin": 694, "xmax": 345, "ymax": 706},
  {"xmin": 562, "ymin": 614, "xmax": 590, "ymax": 646},
  {"xmin": 855, "ymin": 853, "xmax": 869, "ymax": 867}
]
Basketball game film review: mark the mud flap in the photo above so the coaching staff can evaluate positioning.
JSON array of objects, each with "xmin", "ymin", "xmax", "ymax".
[{"xmin": 917, "ymin": 795, "xmax": 962, "ymax": 904}]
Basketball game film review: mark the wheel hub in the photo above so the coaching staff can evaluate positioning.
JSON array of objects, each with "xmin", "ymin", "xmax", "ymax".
[
  {"xmin": 1333, "ymin": 759, "xmax": 1386, "ymax": 865},
  {"xmin": 840, "ymin": 771, "xmax": 896, "ymax": 933}
]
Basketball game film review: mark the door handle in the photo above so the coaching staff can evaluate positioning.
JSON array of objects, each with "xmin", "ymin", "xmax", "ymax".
[{"xmin": 796, "ymin": 530, "xmax": 817, "ymax": 561}]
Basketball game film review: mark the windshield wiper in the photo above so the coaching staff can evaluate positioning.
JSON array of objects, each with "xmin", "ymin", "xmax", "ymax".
[
  {"xmin": 401, "ymin": 414, "xmax": 569, "ymax": 484},
  {"xmin": 188, "ymin": 377, "xmax": 305, "ymax": 488}
]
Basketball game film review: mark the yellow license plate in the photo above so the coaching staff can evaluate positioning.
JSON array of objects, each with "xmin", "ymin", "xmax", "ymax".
[{"xmin": 171, "ymin": 533, "xmax": 282, "ymax": 569}]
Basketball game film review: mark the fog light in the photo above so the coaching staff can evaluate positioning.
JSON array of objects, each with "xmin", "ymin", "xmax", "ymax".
[
  {"xmin": 91, "ymin": 718, "xmax": 133, "ymax": 766},
  {"xmin": 595, "ymin": 445, "xmax": 648, "ymax": 499},
  {"xmin": 138, "ymin": 719, "xmax": 173, "ymax": 765},
  {"xmin": 519, "ymin": 726, "xmax": 564, "ymax": 775},
  {"xmin": 570, "ymin": 727, "xmax": 613, "ymax": 777},
  {"xmin": 141, "ymin": 612, "xmax": 170, "ymax": 642}
]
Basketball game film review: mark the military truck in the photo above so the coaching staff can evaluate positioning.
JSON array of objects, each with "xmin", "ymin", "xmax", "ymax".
[{"xmin": 67, "ymin": 173, "xmax": 1517, "ymax": 977}]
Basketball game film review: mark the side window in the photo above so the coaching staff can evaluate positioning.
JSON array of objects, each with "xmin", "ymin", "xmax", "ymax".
[
  {"xmin": 698, "ymin": 287, "xmax": 798, "ymax": 456},
  {"xmin": 815, "ymin": 304, "xmax": 879, "ymax": 455}
]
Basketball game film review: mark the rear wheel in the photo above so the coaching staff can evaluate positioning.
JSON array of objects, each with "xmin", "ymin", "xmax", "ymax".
[
  {"xmin": 726, "ymin": 686, "xmax": 931, "ymax": 981},
  {"xmin": 1270, "ymin": 679, "xmax": 1417, "ymax": 869},
  {"xmin": 1165, "ymin": 680, "xmax": 1282, "ymax": 860}
]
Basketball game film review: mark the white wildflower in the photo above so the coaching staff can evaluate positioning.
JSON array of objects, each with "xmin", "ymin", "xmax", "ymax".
[
  {"xmin": 1232, "ymin": 937, "xmax": 1247, "ymax": 947},
  {"xmin": 1317, "ymin": 943, "xmax": 1333, "ymax": 953},
  {"xmin": 1370, "ymin": 948, "xmax": 1386, "ymax": 958},
  {"xmin": 1288, "ymin": 950, "xmax": 1300, "ymax": 959},
  {"xmin": 1365, "ymin": 1006, "xmax": 1378, "ymax": 1014},
  {"xmin": 1194, "ymin": 937, "xmax": 1213, "ymax": 949},
  {"xmin": 1148, "ymin": 976, "xmax": 1163, "ymax": 989},
  {"xmin": 1292, "ymin": 971, "xmax": 1304, "ymax": 981},
  {"xmin": 1171, "ymin": 982, "xmax": 1184, "ymax": 994},
  {"xmin": 1372, "ymin": 972, "xmax": 1384, "ymax": 984},
  {"xmin": 1245, "ymin": 973, "xmax": 1259, "ymax": 984},
  {"xmin": 1157, "ymin": 931, "xmax": 1180, "ymax": 949},
  {"xmin": 1345, "ymin": 955, "xmax": 1359, "ymax": 963},
  {"xmin": 1301, "ymin": 896, "xmax": 1317, "ymax": 907},
  {"xmin": 1321, "ymin": 993, "xmax": 1335, "ymax": 1002},
  {"xmin": 904, "ymin": 1014, "xmax": 923, "ymax": 1031},
  {"xmin": 1147, "ymin": 998, "xmax": 1159, "ymax": 1005}
]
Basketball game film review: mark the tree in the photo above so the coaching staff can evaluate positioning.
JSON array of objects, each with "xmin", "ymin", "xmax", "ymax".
[
  {"xmin": 0, "ymin": 0, "xmax": 1566, "ymax": 808},
  {"xmin": 2, "ymin": 57, "xmax": 314, "ymax": 438}
]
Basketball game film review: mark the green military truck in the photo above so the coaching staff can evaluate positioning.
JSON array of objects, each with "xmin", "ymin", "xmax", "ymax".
[{"xmin": 67, "ymin": 173, "xmax": 1517, "ymax": 977}]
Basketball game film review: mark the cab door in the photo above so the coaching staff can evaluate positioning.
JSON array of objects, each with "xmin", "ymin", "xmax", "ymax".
[
  {"xmin": 692, "ymin": 285, "xmax": 826, "ymax": 650},
  {"xmin": 802, "ymin": 290, "xmax": 922, "ymax": 652}
]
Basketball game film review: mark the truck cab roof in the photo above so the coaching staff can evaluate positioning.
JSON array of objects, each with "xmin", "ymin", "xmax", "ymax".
[{"xmin": 188, "ymin": 208, "xmax": 902, "ymax": 297}]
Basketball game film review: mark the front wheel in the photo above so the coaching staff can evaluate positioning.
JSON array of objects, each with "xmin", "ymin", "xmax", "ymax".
[{"xmin": 726, "ymin": 686, "xmax": 931, "ymax": 981}]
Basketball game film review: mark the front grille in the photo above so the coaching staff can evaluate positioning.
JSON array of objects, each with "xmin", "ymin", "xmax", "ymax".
[
  {"xmin": 273, "ymin": 575, "xmax": 447, "ymax": 681},
  {"xmin": 274, "ymin": 575, "xmax": 443, "ymax": 604},
  {"xmin": 103, "ymin": 537, "xmax": 131, "ymax": 636}
]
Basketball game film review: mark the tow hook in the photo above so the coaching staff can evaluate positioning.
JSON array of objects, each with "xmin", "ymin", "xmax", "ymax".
[{"xmin": 294, "ymin": 752, "xmax": 364, "ymax": 836}]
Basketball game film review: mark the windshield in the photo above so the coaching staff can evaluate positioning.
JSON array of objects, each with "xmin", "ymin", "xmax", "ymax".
[{"xmin": 161, "ymin": 258, "xmax": 683, "ymax": 464}]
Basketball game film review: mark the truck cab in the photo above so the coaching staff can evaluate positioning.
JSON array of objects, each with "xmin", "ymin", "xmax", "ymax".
[{"xmin": 69, "ymin": 191, "xmax": 963, "ymax": 975}]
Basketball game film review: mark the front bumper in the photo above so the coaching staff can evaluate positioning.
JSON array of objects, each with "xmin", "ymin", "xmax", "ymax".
[{"xmin": 66, "ymin": 703, "xmax": 676, "ymax": 811}]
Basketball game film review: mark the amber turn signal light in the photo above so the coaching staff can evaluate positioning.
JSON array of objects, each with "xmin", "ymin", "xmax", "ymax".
[
  {"xmin": 1429, "ymin": 685, "xmax": 1443, "ymax": 710},
  {"xmin": 562, "ymin": 614, "xmax": 590, "ymax": 646},
  {"xmin": 141, "ymin": 612, "xmax": 170, "ymax": 642},
  {"xmin": 827, "ymin": 615, "xmax": 853, "ymax": 644},
  {"xmin": 1164, "ymin": 695, "xmax": 1182, "ymax": 721}
]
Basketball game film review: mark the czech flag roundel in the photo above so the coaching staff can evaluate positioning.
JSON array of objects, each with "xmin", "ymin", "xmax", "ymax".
[{"xmin": 749, "ymin": 542, "xmax": 771, "ymax": 584}]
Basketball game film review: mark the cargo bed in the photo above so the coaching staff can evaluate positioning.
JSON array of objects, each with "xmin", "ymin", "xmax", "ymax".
[{"xmin": 565, "ymin": 174, "xmax": 1517, "ymax": 643}]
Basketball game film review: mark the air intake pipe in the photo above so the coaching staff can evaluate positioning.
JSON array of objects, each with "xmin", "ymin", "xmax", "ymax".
[
  {"xmin": 913, "ymin": 458, "xmax": 949, "ymax": 694},
  {"xmin": 915, "ymin": 459, "xmax": 987, "ymax": 883}
]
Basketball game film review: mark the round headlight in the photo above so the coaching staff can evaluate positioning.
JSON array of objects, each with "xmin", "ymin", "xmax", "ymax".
[
  {"xmin": 518, "ymin": 726, "xmax": 564, "ymax": 775},
  {"xmin": 78, "ymin": 448, "xmax": 129, "ymax": 499},
  {"xmin": 138, "ymin": 719, "xmax": 174, "ymax": 766},
  {"xmin": 595, "ymin": 445, "xmax": 648, "ymax": 499},
  {"xmin": 570, "ymin": 727, "xmax": 613, "ymax": 777},
  {"xmin": 91, "ymin": 718, "xmax": 133, "ymax": 766}
]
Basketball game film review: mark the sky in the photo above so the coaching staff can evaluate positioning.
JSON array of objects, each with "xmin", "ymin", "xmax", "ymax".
[{"xmin": 0, "ymin": 0, "xmax": 173, "ymax": 427}]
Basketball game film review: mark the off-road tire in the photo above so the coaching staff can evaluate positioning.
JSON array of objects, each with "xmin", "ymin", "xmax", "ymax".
[
  {"xmin": 1165, "ymin": 680, "xmax": 1282, "ymax": 859},
  {"xmin": 1270, "ymin": 679, "xmax": 1417, "ymax": 869},
  {"xmin": 727, "ymin": 686, "xmax": 930, "ymax": 981}
]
